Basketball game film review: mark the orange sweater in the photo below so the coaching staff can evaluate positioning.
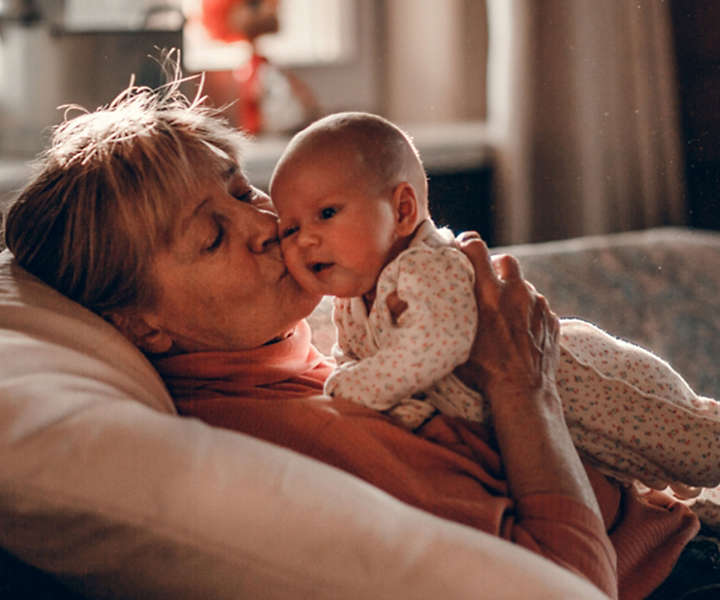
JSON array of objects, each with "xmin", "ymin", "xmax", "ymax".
[{"xmin": 155, "ymin": 321, "xmax": 698, "ymax": 600}]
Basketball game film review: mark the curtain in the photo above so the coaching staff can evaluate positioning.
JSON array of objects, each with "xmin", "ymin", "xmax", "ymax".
[
  {"xmin": 384, "ymin": 0, "xmax": 487, "ymax": 123},
  {"xmin": 488, "ymin": 0, "xmax": 686, "ymax": 244}
]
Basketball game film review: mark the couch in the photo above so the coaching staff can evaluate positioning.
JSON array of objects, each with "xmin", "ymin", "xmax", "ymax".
[{"xmin": 0, "ymin": 227, "xmax": 718, "ymax": 599}]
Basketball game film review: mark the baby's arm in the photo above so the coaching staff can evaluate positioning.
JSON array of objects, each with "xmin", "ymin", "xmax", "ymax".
[{"xmin": 325, "ymin": 247, "xmax": 477, "ymax": 408}]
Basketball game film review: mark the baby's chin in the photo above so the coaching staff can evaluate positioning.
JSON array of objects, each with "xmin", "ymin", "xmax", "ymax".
[
  {"xmin": 287, "ymin": 264, "xmax": 373, "ymax": 299},
  {"xmin": 297, "ymin": 277, "xmax": 365, "ymax": 299},
  {"xmin": 322, "ymin": 285, "xmax": 374, "ymax": 299},
  {"xmin": 287, "ymin": 269, "xmax": 335, "ymax": 297}
]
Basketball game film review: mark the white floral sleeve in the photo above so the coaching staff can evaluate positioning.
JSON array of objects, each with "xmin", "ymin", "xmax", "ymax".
[{"xmin": 325, "ymin": 246, "xmax": 477, "ymax": 409}]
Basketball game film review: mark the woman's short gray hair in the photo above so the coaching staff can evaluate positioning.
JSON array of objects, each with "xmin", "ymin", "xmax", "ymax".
[{"xmin": 4, "ymin": 73, "xmax": 246, "ymax": 315}]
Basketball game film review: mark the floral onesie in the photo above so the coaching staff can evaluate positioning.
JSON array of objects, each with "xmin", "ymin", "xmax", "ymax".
[{"xmin": 325, "ymin": 220, "xmax": 720, "ymax": 514}]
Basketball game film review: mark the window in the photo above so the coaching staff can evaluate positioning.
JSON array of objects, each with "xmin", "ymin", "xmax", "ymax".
[
  {"xmin": 180, "ymin": 0, "xmax": 381, "ymax": 116},
  {"xmin": 181, "ymin": 0, "xmax": 355, "ymax": 72},
  {"xmin": 51, "ymin": 0, "xmax": 184, "ymax": 31}
]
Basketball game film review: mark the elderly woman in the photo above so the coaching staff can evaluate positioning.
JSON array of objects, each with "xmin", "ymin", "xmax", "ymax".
[{"xmin": 3, "ymin": 79, "xmax": 698, "ymax": 600}]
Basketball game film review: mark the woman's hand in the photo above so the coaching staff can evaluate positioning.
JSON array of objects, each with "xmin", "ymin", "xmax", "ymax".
[
  {"xmin": 455, "ymin": 233, "xmax": 601, "ymax": 516},
  {"xmin": 456, "ymin": 239, "xmax": 559, "ymax": 400}
]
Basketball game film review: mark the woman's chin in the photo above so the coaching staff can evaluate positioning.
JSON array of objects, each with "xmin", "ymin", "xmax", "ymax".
[
  {"xmin": 295, "ymin": 287, "xmax": 324, "ymax": 314},
  {"xmin": 305, "ymin": 292, "xmax": 325, "ymax": 312}
]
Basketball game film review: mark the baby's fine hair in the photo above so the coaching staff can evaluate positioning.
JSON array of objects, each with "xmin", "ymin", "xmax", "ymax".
[
  {"xmin": 3, "ymin": 69, "xmax": 246, "ymax": 315},
  {"xmin": 287, "ymin": 111, "xmax": 429, "ymax": 208}
]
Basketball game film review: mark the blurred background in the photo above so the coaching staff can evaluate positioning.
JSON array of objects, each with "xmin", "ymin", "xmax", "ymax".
[{"xmin": 0, "ymin": 0, "xmax": 717, "ymax": 246}]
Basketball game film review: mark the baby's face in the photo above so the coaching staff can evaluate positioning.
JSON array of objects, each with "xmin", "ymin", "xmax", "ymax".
[{"xmin": 271, "ymin": 154, "xmax": 399, "ymax": 298}]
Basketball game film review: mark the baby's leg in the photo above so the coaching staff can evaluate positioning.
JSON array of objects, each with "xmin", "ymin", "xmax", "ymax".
[
  {"xmin": 386, "ymin": 399, "xmax": 438, "ymax": 430},
  {"xmin": 425, "ymin": 374, "xmax": 489, "ymax": 424},
  {"xmin": 370, "ymin": 377, "xmax": 488, "ymax": 431},
  {"xmin": 557, "ymin": 319, "xmax": 720, "ymax": 489},
  {"xmin": 384, "ymin": 375, "xmax": 491, "ymax": 432}
]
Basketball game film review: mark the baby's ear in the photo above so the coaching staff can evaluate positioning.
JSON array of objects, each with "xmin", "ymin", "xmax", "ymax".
[
  {"xmin": 104, "ymin": 310, "xmax": 174, "ymax": 355},
  {"xmin": 391, "ymin": 182, "xmax": 420, "ymax": 236}
]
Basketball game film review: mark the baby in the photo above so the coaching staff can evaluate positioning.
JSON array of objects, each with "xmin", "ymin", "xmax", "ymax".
[{"xmin": 270, "ymin": 111, "xmax": 720, "ymax": 506}]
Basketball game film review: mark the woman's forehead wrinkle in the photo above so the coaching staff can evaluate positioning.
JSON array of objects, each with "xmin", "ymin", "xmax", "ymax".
[
  {"xmin": 182, "ymin": 197, "xmax": 211, "ymax": 230},
  {"xmin": 165, "ymin": 195, "xmax": 211, "ymax": 259}
]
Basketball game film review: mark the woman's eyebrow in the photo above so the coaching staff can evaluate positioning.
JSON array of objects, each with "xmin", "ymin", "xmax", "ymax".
[
  {"xmin": 222, "ymin": 161, "xmax": 240, "ymax": 180},
  {"xmin": 180, "ymin": 197, "xmax": 212, "ymax": 233},
  {"xmin": 169, "ymin": 196, "xmax": 212, "ymax": 261}
]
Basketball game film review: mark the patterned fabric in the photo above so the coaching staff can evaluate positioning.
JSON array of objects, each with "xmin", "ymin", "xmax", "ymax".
[{"xmin": 558, "ymin": 319, "xmax": 720, "ymax": 492}]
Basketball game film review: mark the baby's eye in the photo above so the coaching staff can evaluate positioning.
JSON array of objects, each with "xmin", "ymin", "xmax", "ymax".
[
  {"xmin": 282, "ymin": 225, "xmax": 299, "ymax": 238},
  {"xmin": 320, "ymin": 207, "xmax": 337, "ymax": 220}
]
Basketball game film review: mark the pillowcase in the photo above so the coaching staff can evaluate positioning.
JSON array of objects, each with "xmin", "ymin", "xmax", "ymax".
[{"xmin": 0, "ymin": 249, "xmax": 608, "ymax": 599}]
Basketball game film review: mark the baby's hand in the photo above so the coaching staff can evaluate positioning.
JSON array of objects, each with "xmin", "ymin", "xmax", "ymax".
[{"xmin": 386, "ymin": 291, "xmax": 408, "ymax": 324}]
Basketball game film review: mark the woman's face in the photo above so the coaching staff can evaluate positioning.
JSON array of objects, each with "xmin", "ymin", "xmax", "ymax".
[{"xmin": 140, "ymin": 164, "xmax": 322, "ymax": 353}]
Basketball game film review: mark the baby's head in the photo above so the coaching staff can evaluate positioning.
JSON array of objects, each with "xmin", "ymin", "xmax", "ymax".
[{"xmin": 270, "ymin": 111, "xmax": 428, "ymax": 298}]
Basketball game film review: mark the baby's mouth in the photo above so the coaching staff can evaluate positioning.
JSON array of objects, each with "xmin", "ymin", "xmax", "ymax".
[{"xmin": 311, "ymin": 262, "xmax": 334, "ymax": 273}]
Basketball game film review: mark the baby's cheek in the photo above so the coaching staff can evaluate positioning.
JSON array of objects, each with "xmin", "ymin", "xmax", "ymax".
[
  {"xmin": 280, "ymin": 242, "xmax": 303, "ymax": 277},
  {"xmin": 282, "ymin": 249, "xmax": 321, "ymax": 294},
  {"xmin": 279, "ymin": 239, "xmax": 293, "ymax": 260}
]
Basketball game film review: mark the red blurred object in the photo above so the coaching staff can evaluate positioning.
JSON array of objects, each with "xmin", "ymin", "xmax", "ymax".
[
  {"xmin": 233, "ymin": 52, "xmax": 265, "ymax": 134},
  {"xmin": 200, "ymin": 0, "xmax": 317, "ymax": 135},
  {"xmin": 201, "ymin": 0, "xmax": 248, "ymax": 43}
]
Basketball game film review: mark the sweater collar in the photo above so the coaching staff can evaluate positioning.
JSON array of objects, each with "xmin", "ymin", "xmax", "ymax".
[{"xmin": 153, "ymin": 320, "xmax": 326, "ymax": 388}]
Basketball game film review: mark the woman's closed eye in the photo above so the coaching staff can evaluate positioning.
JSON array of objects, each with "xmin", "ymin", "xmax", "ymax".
[
  {"xmin": 233, "ymin": 190, "xmax": 253, "ymax": 203},
  {"xmin": 205, "ymin": 219, "xmax": 225, "ymax": 252}
]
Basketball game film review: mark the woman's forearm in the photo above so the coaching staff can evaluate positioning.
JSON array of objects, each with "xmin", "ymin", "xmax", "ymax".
[
  {"xmin": 487, "ymin": 380, "xmax": 602, "ymax": 518},
  {"xmin": 454, "ymin": 235, "xmax": 615, "ymax": 595}
]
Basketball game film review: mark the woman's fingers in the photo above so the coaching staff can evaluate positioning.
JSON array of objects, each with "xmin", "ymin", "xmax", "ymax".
[
  {"xmin": 457, "ymin": 235, "xmax": 501, "ymax": 306},
  {"xmin": 458, "ymin": 230, "xmax": 549, "ymax": 343},
  {"xmin": 459, "ymin": 239, "xmax": 540, "ymax": 323},
  {"xmin": 492, "ymin": 254, "xmax": 523, "ymax": 281},
  {"xmin": 456, "ymin": 231, "xmax": 482, "ymax": 243}
]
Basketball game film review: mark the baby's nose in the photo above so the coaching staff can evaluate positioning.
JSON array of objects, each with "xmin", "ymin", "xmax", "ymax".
[{"xmin": 297, "ymin": 228, "xmax": 320, "ymax": 247}]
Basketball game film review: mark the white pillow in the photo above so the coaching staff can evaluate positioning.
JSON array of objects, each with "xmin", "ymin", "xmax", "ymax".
[{"xmin": 0, "ymin": 249, "xmax": 609, "ymax": 599}]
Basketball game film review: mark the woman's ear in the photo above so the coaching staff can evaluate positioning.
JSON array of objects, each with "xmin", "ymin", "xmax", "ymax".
[
  {"xmin": 391, "ymin": 182, "xmax": 421, "ymax": 236},
  {"xmin": 104, "ymin": 310, "xmax": 174, "ymax": 355}
]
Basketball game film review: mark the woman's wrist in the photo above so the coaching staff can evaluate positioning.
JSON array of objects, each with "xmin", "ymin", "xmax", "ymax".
[{"xmin": 488, "ymin": 382, "xmax": 602, "ymax": 517}]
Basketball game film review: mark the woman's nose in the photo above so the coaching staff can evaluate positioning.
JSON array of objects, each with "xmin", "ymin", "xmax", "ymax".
[{"xmin": 249, "ymin": 208, "xmax": 280, "ymax": 253}]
